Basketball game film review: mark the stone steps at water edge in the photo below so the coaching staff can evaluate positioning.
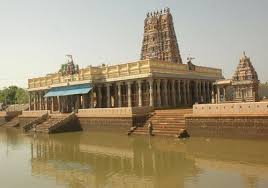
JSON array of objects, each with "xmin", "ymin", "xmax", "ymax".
[
  {"xmin": 32, "ymin": 113, "xmax": 76, "ymax": 134},
  {"xmin": 1, "ymin": 117, "xmax": 20, "ymax": 128},
  {"xmin": 130, "ymin": 108, "xmax": 192, "ymax": 137}
]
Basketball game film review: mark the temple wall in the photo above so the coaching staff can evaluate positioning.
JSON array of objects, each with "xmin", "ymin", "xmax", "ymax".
[{"xmin": 186, "ymin": 102, "xmax": 268, "ymax": 138}]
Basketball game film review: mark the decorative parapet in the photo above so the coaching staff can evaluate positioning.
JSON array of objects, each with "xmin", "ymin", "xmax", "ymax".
[
  {"xmin": 28, "ymin": 59, "xmax": 222, "ymax": 90},
  {"xmin": 191, "ymin": 102, "xmax": 268, "ymax": 115}
]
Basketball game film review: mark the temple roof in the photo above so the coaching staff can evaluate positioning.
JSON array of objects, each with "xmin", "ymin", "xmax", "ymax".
[{"xmin": 232, "ymin": 52, "xmax": 258, "ymax": 82}]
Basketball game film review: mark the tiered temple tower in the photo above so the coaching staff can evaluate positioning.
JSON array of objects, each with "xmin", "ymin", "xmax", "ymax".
[
  {"xmin": 232, "ymin": 52, "xmax": 259, "ymax": 102},
  {"xmin": 140, "ymin": 8, "xmax": 183, "ymax": 64}
]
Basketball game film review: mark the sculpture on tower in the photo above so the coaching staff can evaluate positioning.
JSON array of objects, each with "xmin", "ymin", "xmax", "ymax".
[
  {"xmin": 140, "ymin": 8, "xmax": 183, "ymax": 64},
  {"xmin": 59, "ymin": 55, "xmax": 79, "ymax": 76}
]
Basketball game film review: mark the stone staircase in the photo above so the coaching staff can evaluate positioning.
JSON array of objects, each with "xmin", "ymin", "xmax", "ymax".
[
  {"xmin": 1, "ymin": 117, "xmax": 20, "ymax": 128},
  {"xmin": 32, "ymin": 113, "xmax": 78, "ymax": 134},
  {"xmin": 131, "ymin": 108, "xmax": 193, "ymax": 137},
  {"xmin": 22, "ymin": 113, "xmax": 49, "ymax": 133}
]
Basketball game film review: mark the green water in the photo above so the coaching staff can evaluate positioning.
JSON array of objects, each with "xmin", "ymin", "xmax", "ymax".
[{"xmin": 0, "ymin": 128, "xmax": 268, "ymax": 188}]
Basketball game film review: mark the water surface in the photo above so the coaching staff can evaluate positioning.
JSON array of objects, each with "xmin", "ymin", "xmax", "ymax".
[{"xmin": 0, "ymin": 128, "xmax": 268, "ymax": 188}]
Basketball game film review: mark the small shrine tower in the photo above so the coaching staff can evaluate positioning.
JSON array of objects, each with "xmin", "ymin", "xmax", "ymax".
[
  {"xmin": 140, "ymin": 8, "xmax": 183, "ymax": 63},
  {"xmin": 232, "ymin": 52, "xmax": 259, "ymax": 102}
]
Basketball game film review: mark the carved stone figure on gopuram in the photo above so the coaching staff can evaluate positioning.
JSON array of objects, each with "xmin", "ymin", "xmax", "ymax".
[{"xmin": 59, "ymin": 55, "xmax": 79, "ymax": 76}]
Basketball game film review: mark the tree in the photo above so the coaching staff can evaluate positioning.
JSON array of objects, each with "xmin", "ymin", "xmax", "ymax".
[
  {"xmin": 15, "ymin": 88, "xmax": 29, "ymax": 104},
  {"xmin": 0, "ymin": 86, "xmax": 29, "ymax": 105}
]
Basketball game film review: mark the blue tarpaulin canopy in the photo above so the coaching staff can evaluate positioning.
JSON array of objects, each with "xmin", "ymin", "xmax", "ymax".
[{"xmin": 44, "ymin": 84, "xmax": 92, "ymax": 97}]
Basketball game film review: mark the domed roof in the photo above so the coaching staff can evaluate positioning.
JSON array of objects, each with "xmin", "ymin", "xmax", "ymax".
[{"xmin": 232, "ymin": 52, "xmax": 258, "ymax": 82}]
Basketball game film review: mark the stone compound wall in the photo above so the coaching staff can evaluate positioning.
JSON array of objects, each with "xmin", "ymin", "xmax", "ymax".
[{"xmin": 186, "ymin": 102, "xmax": 268, "ymax": 138}]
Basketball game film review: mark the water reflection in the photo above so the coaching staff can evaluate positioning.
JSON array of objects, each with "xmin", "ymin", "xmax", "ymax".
[
  {"xmin": 30, "ymin": 133, "xmax": 199, "ymax": 188},
  {"xmin": 1, "ymin": 128, "xmax": 268, "ymax": 188}
]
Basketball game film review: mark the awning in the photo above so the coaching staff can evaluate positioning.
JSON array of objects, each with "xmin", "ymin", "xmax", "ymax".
[{"xmin": 44, "ymin": 84, "xmax": 93, "ymax": 97}]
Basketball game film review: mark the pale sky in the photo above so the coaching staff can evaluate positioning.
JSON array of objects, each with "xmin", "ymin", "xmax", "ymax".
[{"xmin": 0, "ymin": 0, "xmax": 267, "ymax": 88}]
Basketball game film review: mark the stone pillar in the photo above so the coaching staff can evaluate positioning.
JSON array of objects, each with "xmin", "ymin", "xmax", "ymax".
[
  {"xmin": 57, "ymin": 96, "xmax": 60, "ymax": 112},
  {"xmin": 223, "ymin": 87, "xmax": 226, "ymax": 102},
  {"xmin": 198, "ymin": 81, "xmax": 202, "ymax": 103},
  {"xmin": 206, "ymin": 82, "xmax": 210, "ymax": 103},
  {"xmin": 51, "ymin": 97, "xmax": 54, "ymax": 112},
  {"xmin": 29, "ymin": 92, "xmax": 31, "ymax": 111},
  {"xmin": 106, "ymin": 84, "xmax": 111, "ymax": 108},
  {"xmin": 217, "ymin": 86, "xmax": 220, "ymax": 104},
  {"xmin": 171, "ymin": 80, "xmax": 176, "ymax": 107},
  {"xmin": 194, "ymin": 81, "xmax": 198, "ymax": 104},
  {"xmin": 117, "ymin": 83, "xmax": 122, "ymax": 108},
  {"xmin": 183, "ymin": 80, "xmax": 187, "ymax": 105},
  {"xmin": 211, "ymin": 87, "xmax": 215, "ymax": 104},
  {"xmin": 138, "ymin": 80, "xmax": 142, "ymax": 107},
  {"xmin": 39, "ymin": 92, "xmax": 42, "ymax": 110},
  {"xmin": 149, "ymin": 79, "xmax": 154, "ymax": 107},
  {"xmin": 156, "ymin": 79, "xmax": 161, "ymax": 107},
  {"xmin": 45, "ymin": 95, "xmax": 48, "ymax": 110},
  {"xmin": 82, "ymin": 95, "xmax": 86, "ymax": 109},
  {"xmin": 33, "ymin": 92, "xmax": 36, "ymax": 111},
  {"xmin": 177, "ymin": 80, "xmax": 181, "ymax": 105},
  {"xmin": 163, "ymin": 79, "xmax": 168, "ymax": 107},
  {"xmin": 203, "ymin": 81, "xmax": 207, "ymax": 103},
  {"xmin": 127, "ymin": 82, "xmax": 132, "ymax": 107},
  {"xmin": 97, "ymin": 85, "xmax": 102, "ymax": 108},
  {"xmin": 90, "ymin": 90, "xmax": 94, "ymax": 108},
  {"xmin": 187, "ymin": 80, "xmax": 191, "ymax": 105}
]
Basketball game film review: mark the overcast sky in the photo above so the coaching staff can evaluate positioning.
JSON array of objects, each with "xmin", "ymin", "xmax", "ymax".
[{"xmin": 0, "ymin": 0, "xmax": 267, "ymax": 88}]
